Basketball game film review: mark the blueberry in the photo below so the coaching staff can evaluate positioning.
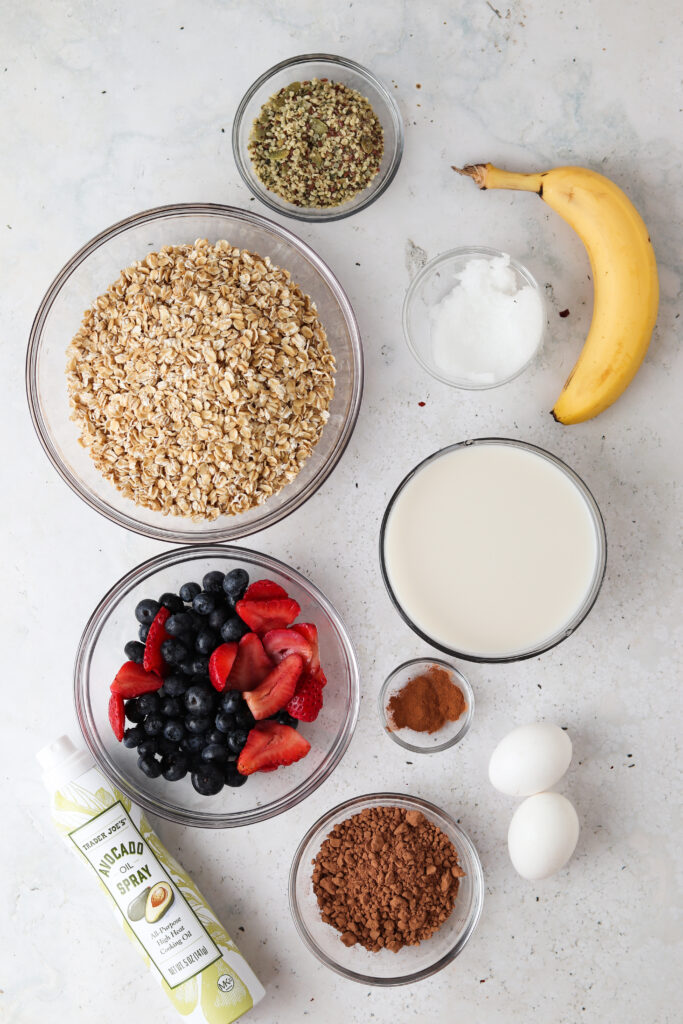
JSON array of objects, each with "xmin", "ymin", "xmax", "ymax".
[
  {"xmin": 180, "ymin": 659, "xmax": 196, "ymax": 677},
  {"xmin": 165, "ymin": 612, "xmax": 195, "ymax": 637},
  {"xmin": 219, "ymin": 690, "xmax": 242, "ymax": 714},
  {"xmin": 271, "ymin": 709, "xmax": 298, "ymax": 728},
  {"xmin": 137, "ymin": 737, "xmax": 159, "ymax": 757},
  {"xmin": 179, "ymin": 581, "xmax": 201, "ymax": 603},
  {"xmin": 158, "ymin": 736, "xmax": 181, "ymax": 755},
  {"xmin": 227, "ymin": 729, "xmax": 249, "ymax": 754},
  {"xmin": 190, "ymin": 656, "xmax": 210, "ymax": 678},
  {"xmin": 139, "ymin": 623, "xmax": 150, "ymax": 643},
  {"xmin": 158, "ymin": 592, "xmax": 185, "ymax": 614},
  {"xmin": 225, "ymin": 765, "xmax": 248, "ymax": 787},
  {"xmin": 143, "ymin": 713, "xmax": 164, "ymax": 736},
  {"xmin": 192, "ymin": 591, "xmax": 217, "ymax": 616},
  {"xmin": 160, "ymin": 637, "xmax": 188, "ymax": 665},
  {"xmin": 124, "ymin": 640, "xmax": 145, "ymax": 664},
  {"xmin": 137, "ymin": 692, "xmax": 161, "ymax": 716},
  {"xmin": 185, "ymin": 686, "xmax": 215, "ymax": 716},
  {"xmin": 160, "ymin": 695, "xmax": 182, "ymax": 717},
  {"xmin": 138, "ymin": 754, "xmax": 162, "ymax": 779},
  {"xmin": 135, "ymin": 598, "xmax": 161, "ymax": 625},
  {"xmin": 206, "ymin": 728, "xmax": 227, "ymax": 745},
  {"xmin": 123, "ymin": 725, "xmax": 145, "ymax": 748},
  {"xmin": 202, "ymin": 571, "xmax": 225, "ymax": 594},
  {"xmin": 220, "ymin": 616, "xmax": 249, "ymax": 643},
  {"xmin": 201, "ymin": 743, "xmax": 229, "ymax": 763},
  {"xmin": 191, "ymin": 764, "xmax": 224, "ymax": 796},
  {"xmin": 208, "ymin": 606, "xmax": 230, "ymax": 631},
  {"xmin": 223, "ymin": 568, "xmax": 249, "ymax": 603},
  {"xmin": 180, "ymin": 734, "xmax": 205, "ymax": 754},
  {"xmin": 125, "ymin": 698, "xmax": 145, "ymax": 723},
  {"xmin": 235, "ymin": 705, "xmax": 256, "ymax": 730},
  {"xmin": 186, "ymin": 714, "xmax": 211, "ymax": 734},
  {"xmin": 163, "ymin": 674, "xmax": 188, "ymax": 697},
  {"xmin": 163, "ymin": 718, "xmax": 186, "ymax": 743},
  {"xmin": 162, "ymin": 753, "xmax": 188, "ymax": 782},
  {"xmin": 195, "ymin": 629, "xmax": 218, "ymax": 656},
  {"xmin": 215, "ymin": 710, "xmax": 236, "ymax": 733}
]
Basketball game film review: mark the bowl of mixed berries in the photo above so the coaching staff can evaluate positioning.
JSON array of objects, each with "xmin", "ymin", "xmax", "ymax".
[{"xmin": 75, "ymin": 545, "xmax": 360, "ymax": 827}]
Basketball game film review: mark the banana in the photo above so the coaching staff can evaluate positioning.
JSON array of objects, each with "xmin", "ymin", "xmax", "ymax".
[{"xmin": 453, "ymin": 163, "xmax": 659, "ymax": 424}]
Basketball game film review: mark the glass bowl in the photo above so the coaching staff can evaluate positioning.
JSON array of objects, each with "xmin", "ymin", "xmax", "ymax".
[
  {"xmin": 289, "ymin": 792, "xmax": 484, "ymax": 985},
  {"xmin": 378, "ymin": 658, "xmax": 474, "ymax": 753},
  {"xmin": 379, "ymin": 438, "xmax": 607, "ymax": 663},
  {"xmin": 232, "ymin": 54, "xmax": 404, "ymax": 222},
  {"xmin": 74, "ymin": 544, "xmax": 360, "ymax": 828},
  {"xmin": 403, "ymin": 246, "xmax": 545, "ymax": 389},
  {"xmin": 26, "ymin": 203, "xmax": 363, "ymax": 543}
]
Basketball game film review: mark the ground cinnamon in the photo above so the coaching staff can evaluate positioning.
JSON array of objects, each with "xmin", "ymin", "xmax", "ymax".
[{"xmin": 387, "ymin": 665, "xmax": 466, "ymax": 734}]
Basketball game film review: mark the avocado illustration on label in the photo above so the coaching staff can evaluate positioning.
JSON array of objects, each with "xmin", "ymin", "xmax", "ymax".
[
  {"xmin": 127, "ymin": 886, "xmax": 151, "ymax": 922},
  {"xmin": 145, "ymin": 881, "xmax": 174, "ymax": 923}
]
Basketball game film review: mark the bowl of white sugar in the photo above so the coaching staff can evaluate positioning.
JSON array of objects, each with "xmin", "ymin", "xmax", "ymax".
[{"xmin": 403, "ymin": 246, "xmax": 546, "ymax": 389}]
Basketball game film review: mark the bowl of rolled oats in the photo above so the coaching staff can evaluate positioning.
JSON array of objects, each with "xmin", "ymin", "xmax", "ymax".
[
  {"xmin": 233, "ymin": 53, "xmax": 404, "ymax": 221},
  {"xmin": 26, "ymin": 203, "xmax": 363, "ymax": 542}
]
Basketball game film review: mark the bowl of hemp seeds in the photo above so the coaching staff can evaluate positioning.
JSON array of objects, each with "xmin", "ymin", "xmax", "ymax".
[{"xmin": 233, "ymin": 53, "xmax": 404, "ymax": 222}]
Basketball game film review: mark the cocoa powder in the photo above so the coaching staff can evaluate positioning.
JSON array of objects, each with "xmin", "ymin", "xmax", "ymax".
[
  {"xmin": 387, "ymin": 665, "xmax": 467, "ymax": 734},
  {"xmin": 311, "ymin": 805, "xmax": 465, "ymax": 953}
]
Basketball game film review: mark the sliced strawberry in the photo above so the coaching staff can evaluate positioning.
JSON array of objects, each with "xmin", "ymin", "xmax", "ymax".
[
  {"xmin": 143, "ymin": 606, "xmax": 170, "ymax": 675},
  {"xmin": 237, "ymin": 721, "xmax": 311, "ymax": 775},
  {"xmin": 244, "ymin": 654, "xmax": 304, "ymax": 720},
  {"xmin": 243, "ymin": 579, "xmax": 289, "ymax": 601},
  {"xmin": 286, "ymin": 673, "xmax": 324, "ymax": 722},
  {"xmin": 235, "ymin": 597, "xmax": 300, "ymax": 635},
  {"xmin": 108, "ymin": 692, "xmax": 125, "ymax": 741},
  {"xmin": 208, "ymin": 642, "xmax": 238, "ymax": 692},
  {"xmin": 290, "ymin": 623, "xmax": 320, "ymax": 674},
  {"xmin": 227, "ymin": 633, "xmax": 274, "ymax": 692},
  {"xmin": 262, "ymin": 627, "xmax": 313, "ymax": 666},
  {"xmin": 110, "ymin": 661, "xmax": 163, "ymax": 698}
]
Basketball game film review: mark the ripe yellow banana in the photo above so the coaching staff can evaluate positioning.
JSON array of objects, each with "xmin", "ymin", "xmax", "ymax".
[{"xmin": 454, "ymin": 163, "xmax": 659, "ymax": 424}]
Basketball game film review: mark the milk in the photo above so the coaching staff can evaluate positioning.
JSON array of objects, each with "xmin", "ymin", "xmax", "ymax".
[{"xmin": 382, "ymin": 442, "xmax": 601, "ymax": 658}]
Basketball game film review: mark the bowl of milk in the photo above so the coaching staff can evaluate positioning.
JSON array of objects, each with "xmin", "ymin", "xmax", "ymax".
[{"xmin": 380, "ymin": 439, "xmax": 606, "ymax": 662}]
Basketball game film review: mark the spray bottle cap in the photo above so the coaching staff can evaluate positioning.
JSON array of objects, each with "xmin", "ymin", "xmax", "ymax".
[{"xmin": 37, "ymin": 735, "xmax": 95, "ymax": 792}]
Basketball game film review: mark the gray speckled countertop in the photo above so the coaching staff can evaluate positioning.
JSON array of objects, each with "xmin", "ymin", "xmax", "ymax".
[{"xmin": 3, "ymin": 1, "xmax": 681, "ymax": 1021}]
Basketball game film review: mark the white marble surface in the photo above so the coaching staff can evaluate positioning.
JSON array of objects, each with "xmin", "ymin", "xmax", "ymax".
[{"xmin": 2, "ymin": 1, "xmax": 682, "ymax": 1021}]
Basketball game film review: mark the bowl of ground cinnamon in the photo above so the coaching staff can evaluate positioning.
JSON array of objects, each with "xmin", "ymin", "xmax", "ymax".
[
  {"xmin": 379, "ymin": 658, "xmax": 474, "ymax": 753},
  {"xmin": 289, "ymin": 793, "xmax": 484, "ymax": 984}
]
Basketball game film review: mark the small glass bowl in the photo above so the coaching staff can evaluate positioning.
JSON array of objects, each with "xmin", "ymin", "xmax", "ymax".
[
  {"xmin": 289, "ymin": 792, "xmax": 484, "ymax": 985},
  {"xmin": 379, "ymin": 658, "xmax": 474, "ymax": 753},
  {"xmin": 74, "ymin": 544, "xmax": 360, "ymax": 828},
  {"xmin": 403, "ymin": 246, "xmax": 546, "ymax": 389},
  {"xmin": 232, "ymin": 54, "xmax": 404, "ymax": 222}
]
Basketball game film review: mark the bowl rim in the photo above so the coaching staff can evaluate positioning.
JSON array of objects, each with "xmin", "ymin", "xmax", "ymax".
[
  {"xmin": 232, "ymin": 52, "xmax": 404, "ymax": 222},
  {"xmin": 378, "ymin": 657, "xmax": 474, "ymax": 753},
  {"xmin": 73, "ymin": 543, "xmax": 361, "ymax": 828},
  {"xmin": 402, "ymin": 245, "xmax": 546, "ymax": 390},
  {"xmin": 288, "ymin": 791, "xmax": 485, "ymax": 985},
  {"xmin": 25, "ymin": 201, "xmax": 364, "ymax": 543},
  {"xmin": 379, "ymin": 437, "xmax": 608, "ymax": 663}
]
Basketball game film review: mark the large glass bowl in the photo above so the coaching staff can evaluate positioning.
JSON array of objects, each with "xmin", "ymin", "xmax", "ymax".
[
  {"xmin": 232, "ymin": 54, "xmax": 404, "ymax": 222},
  {"xmin": 26, "ymin": 203, "xmax": 363, "ymax": 543},
  {"xmin": 289, "ymin": 793, "xmax": 484, "ymax": 985},
  {"xmin": 74, "ymin": 545, "xmax": 360, "ymax": 828}
]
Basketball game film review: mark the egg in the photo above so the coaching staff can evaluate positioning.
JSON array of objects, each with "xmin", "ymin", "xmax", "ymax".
[
  {"xmin": 488, "ymin": 722, "xmax": 572, "ymax": 796},
  {"xmin": 507, "ymin": 792, "xmax": 580, "ymax": 880}
]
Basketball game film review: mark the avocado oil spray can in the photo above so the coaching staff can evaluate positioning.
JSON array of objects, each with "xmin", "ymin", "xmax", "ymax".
[{"xmin": 38, "ymin": 736, "xmax": 265, "ymax": 1022}]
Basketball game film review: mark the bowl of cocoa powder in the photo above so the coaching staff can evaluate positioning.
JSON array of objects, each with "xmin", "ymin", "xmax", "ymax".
[
  {"xmin": 289, "ymin": 793, "xmax": 484, "ymax": 984},
  {"xmin": 379, "ymin": 658, "xmax": 474, "ymax": 753}
]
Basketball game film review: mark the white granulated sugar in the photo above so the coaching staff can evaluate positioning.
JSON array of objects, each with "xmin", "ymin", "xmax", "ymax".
[{"xmin": 430, "ymin": 254, "xmax": 544, "ymax": 385}]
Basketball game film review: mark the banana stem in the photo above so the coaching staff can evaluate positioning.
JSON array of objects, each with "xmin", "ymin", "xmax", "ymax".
[{"xmin": 453, "ymin": 163, "xmax": 545, "ymax": 195}]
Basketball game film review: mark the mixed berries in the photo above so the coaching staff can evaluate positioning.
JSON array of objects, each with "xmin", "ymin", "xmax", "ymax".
[{"xmin": 108, "ymin": 568, "xmax": 327, "ymax": 796}]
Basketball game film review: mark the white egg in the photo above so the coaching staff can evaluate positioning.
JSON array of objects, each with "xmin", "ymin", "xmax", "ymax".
[
  {"xmin": 508, "ymin": 792, "xmax": 580, "ymax": 880},
  {"xmin": 488, "ymin": 722, "xmax": 572, "ymax": 796}
]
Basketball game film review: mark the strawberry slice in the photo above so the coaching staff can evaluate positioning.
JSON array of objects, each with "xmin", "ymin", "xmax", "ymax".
[
  {"xmin": 244, "ymin": 654, "xmax": 304, "ymax": 720},
  {"xmin": 108, "ymin": 692, "xmax": 125, "ymax": 741},
  {"xmin": 286, "ymin": 673, "xmax": 324, "ymax": 722},
  {"xmin": 290, "ymin": 623, "xmax": 321, "ymax": 674},
  {"xmin": 235, "ymin": 597, "xmax": 300, "ymax": 635},
  {"xmin": 208, "ymin": 642, "xmax": 238, "ymax": 692},
  {"xmin": 237, "ymin": 721, "xmax": 311, "ymax": 775},
  {"xmin": 110, "ymin": 661, "xmax": 163, "ymax": 698},
  {"xmin": 143, "ymin": 606, "xmax": 170, "ymax": 675},
  {"xmin": 243, "ymin": 579, "xmax": 289, "ymax": 601},
  {"xmin": 262, "ymin": 627, "xmax": 313, "ymax": 666},
  {"xmin": 227, "ymin": 633, "xmax": 274, "ymax": 692}
]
